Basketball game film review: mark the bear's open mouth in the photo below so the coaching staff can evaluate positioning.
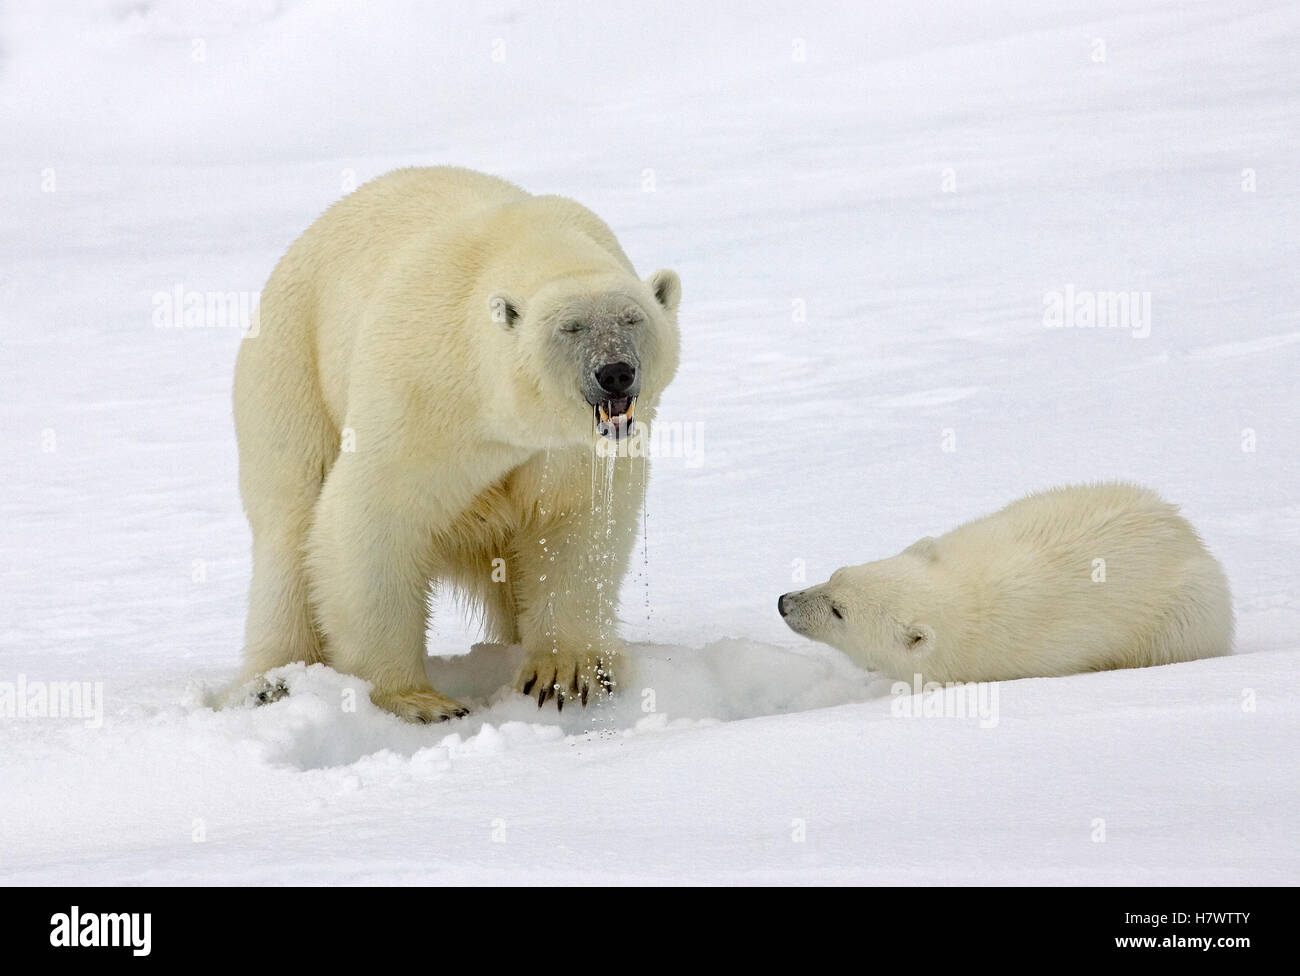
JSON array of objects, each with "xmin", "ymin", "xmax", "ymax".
[{"xmin": 594, "ymin": 396, "xmax": 635, "ymax": 440}]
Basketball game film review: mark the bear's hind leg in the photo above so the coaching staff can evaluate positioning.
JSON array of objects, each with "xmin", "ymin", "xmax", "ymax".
[
  {"xmin": 239, "ymin": 526, "xmax": 324, "ymax": 679},
  {"xmin": 232, "ymin": 332, "xmax": 334, "ymax": 689}
]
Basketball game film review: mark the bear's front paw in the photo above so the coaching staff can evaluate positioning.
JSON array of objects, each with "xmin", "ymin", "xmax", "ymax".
[
  {"xmin": 371, "ymin": 686, "xmax": 469, "ymax": 724},
  {"xmin": 516, "ymin": 648, "xmax": 617, "ymax": 710}
]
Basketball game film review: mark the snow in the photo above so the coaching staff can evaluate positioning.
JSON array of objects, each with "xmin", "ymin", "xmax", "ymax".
[{"xmin": 2, "ymin": 0, "xmax": 1298, "ymax": 884}]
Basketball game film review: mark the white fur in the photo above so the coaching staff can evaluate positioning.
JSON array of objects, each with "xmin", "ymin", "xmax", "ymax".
[
  {"xmin": 232, "ymin": 167, "xmax": 680, "ymax": 721},
  {"xmin": 780, "ymin": 482, "xmax": 1233, "ymax": 683}
]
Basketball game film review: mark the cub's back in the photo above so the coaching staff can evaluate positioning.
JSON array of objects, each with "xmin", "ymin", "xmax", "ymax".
[
  {"xmin": 941, "ymin": 482, "xmax": 1226, "ymax": 674},
  {"xmin": 950, "ymin": 482, "xmax": 1196, "ymax": 571}
]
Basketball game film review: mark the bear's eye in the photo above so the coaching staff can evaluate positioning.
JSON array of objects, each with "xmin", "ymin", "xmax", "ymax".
[
  {"xmin": 621, "ymin": 311, "xmax": 644, "ymax": 326},
  {"xmin": 830, "ymin": 605, "xmax": 844, "ymax": 620},
  {"xmin": 559, "ymin": 320, "xmax": 585, "ymax": 334}
]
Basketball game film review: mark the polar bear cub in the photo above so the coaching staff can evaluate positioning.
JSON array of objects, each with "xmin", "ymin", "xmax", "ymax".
[{"xmin": 779, "ymin": 483, "xmax": 1232, "ymax": 683}]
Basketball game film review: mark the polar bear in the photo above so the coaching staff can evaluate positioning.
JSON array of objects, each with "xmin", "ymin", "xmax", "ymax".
[
  {"xmin": 778, "ymin": 482, "xmax": 1232, "ymax": 683},
  {"xmin": 232, "ymin": 167, "xmax": 681, "ymax": 722}
]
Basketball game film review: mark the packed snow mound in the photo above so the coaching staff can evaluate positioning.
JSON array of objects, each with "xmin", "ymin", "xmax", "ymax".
[{"xmin": 196, "ymin": 640, "xmax": 886, "ymax": 770}]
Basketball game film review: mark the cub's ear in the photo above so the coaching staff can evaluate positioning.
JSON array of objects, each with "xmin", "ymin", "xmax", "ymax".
[
  {"xmin": 646, "ymin": 269, "xmax": 681, "ymax": 314},
  {"xmin": 905, "ymin": 536, "xmax": 939, "ymax": 561},
  {"xmin": 903, "ymin": 623, "xmax": 934, "ymax": 653},
  {"xmin": 488, "ymin": 291, "xmax": 523, "ymax": 329}
]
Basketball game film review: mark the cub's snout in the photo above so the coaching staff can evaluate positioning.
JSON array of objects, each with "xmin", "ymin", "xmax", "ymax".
[
  {"xmin": 777, "ymin": 586, "xmax": 839, "ymax": 640},
  {"xmin": 778, "ymin": 588, "xmax": 821, "ymax": 615}
]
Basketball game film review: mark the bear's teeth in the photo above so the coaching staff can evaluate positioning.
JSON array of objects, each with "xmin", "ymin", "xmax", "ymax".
[
  {"xmin": 598, "ymin": 406, "xmax": 610, "ymax": 423},
  {"xmin": 626, "ymin": 400, "xmax": 636, "ymax": 420}
]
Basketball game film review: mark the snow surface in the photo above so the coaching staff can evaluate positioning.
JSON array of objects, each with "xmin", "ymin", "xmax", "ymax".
[{"xmin": 2, "ymin": 0, "xmax": 1298, "ymax": 884}]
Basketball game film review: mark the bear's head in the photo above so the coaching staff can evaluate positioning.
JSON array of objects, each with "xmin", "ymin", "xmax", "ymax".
[
  {"xmin": 777, "ymin": 537, "xmax": 942, "ymax": 679},
  {"xmin": 484, "ymin": 266, "xmax": 681, "ymax": 447}
]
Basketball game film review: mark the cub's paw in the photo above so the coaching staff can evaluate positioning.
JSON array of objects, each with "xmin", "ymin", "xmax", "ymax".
[
  {"xmin": 371, "ymin": 686, "xmax": 469, "ymax": 724},
  {"xmin": 516, "ymin": 648, "xmax": 618, "ymax": 710}
]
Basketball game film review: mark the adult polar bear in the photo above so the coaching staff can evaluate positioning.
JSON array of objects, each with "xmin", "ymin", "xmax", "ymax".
[{"xmin": 233, "ymin": 167, "xmax": 681, "ymax": 722}]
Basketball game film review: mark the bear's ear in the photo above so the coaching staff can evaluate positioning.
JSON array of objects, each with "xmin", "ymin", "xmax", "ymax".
[
  {"xmin": 905, "ymin": 536, "xmax": 939, "ymax": 562},
  {"xmin": 488, "ymin": 291, "xmax": 523, "ymax": 329},
  {"xmin": 903, "ymin": 623, "xmax": 934, "ymax": 653},
  {"xmin": 646, "ymin": 269, "xmax": 681, "ymax": 314}
]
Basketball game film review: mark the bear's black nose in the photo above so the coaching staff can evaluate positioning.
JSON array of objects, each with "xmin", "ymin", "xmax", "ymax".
[
  {"xmin": 778, "ymin": 593, "xmax": 791, "ymax": 617},
  {"xmin": 595, "ymin": 361, "xmax": 636, "ymax": 395}
]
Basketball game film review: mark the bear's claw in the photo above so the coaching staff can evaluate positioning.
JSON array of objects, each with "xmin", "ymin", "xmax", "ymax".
[
  {"xmin": 254, "ymin": 678, "xmax": 289, "ymax": 705},
  {"xmin": 516, "ymin": 651, "xmax": 616, "ymax": 710},
  {"xmin": 232, "ymin": 675, "xmax": 289, "ymax": 708}
]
